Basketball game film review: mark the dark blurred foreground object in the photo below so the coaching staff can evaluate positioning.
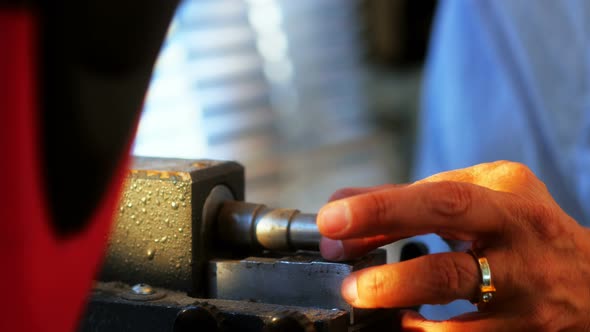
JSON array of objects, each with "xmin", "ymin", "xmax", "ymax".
[
  {"xmin": 82, "ymin": 157, "xmax": 405, "ymax": 332},
  {"xmin": 361, "ymin": 0, "xmax": 437, "ymax": 66},
  {"xmin": 0, "ymin": 1, "xmax": 177, "ymax": 331}
]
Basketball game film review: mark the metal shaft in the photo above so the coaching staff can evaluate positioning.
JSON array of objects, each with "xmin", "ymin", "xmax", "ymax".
[{"xmin": 217, "ymin": 201, "xmax": 320, "ymax": 251}]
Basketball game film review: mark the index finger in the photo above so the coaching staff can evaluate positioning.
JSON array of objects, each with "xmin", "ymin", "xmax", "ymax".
[{"xmin": 317, "ymin": 181, "xmax": 513, "ymax": 240}]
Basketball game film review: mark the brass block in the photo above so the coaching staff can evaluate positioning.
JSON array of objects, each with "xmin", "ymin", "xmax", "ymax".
[{"xmin": 100, "ymin": 157, "xmax": 244, "ymax": 295}]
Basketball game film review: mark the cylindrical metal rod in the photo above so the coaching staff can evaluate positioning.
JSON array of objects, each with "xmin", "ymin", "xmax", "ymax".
[
  {"xmin": 288, "ymin": 213, "xmax": 320, "ymax": 249},
  {"xmin": 217, "ymin": 201, "xmax": 320, "ymax": 251}
]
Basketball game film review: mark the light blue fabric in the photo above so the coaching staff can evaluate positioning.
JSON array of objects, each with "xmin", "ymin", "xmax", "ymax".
[
  {"xmin": 415, "ymin": 0, "xmax": 590, "ymax": 225},
  {"xmin": 413, "ymin": 0, "xmax": 590, "ymax": 319}
]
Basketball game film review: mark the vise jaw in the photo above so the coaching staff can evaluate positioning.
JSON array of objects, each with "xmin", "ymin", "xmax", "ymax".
[{"xmin": 84, "ymin": 158, "xmax": 396, "ymax": 332}]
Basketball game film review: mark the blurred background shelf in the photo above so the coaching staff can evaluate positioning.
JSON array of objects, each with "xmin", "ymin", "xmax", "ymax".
[{"xmin": 133, "ymin": 0, "xmax": 436, "ymax": 211}]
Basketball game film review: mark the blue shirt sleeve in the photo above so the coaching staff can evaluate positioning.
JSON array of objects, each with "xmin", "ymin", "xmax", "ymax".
[{"xmin": 414, "ymin": 0, "xmax": 590, "ymax": 225}]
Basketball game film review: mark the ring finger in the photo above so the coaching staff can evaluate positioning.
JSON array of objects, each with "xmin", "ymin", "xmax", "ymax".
[{"xmin": 341, "ymin": 250, "xmax": 505, "ymax": 309}]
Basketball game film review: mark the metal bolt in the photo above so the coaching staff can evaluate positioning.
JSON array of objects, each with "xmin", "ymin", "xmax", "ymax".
[
  {"xmin": 131, "ymin": 283, "xmax": 155, "ymax": 296},
  {"xmin": 121, "ymin": 283, "xmax": 166, "ymax": 301}
]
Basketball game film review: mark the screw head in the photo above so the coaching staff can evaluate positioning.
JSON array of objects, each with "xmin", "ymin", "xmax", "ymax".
[
  {"xmin": 263, "ymin": 311, "xmax": 315, "ymax": 332},
  {"xmin": 174, "ymin": 304, "xmax": 224, "ymax": 332},
  {"xmin": 121, "ymin": 283, "xmax": 166, "ymax": 301},
  {"xmin": 131, "ymin": 283, "xmax": 155, "ymax": 295}
]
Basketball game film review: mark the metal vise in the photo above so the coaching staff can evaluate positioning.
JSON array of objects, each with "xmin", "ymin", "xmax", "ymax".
[{"xmin": 81, "ymin": 158, "xmax": 398, "ymax": 332}]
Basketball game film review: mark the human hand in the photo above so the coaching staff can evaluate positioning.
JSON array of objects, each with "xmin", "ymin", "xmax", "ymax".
[{"xmin": 317, "ymin": 161, "xmax": 590, "ymax": 331}]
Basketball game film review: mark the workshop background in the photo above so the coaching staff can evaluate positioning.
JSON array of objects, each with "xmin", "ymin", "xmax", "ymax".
[{"xmin": 134, "ymin": 0, "xmax": 436, "ymax": 212}]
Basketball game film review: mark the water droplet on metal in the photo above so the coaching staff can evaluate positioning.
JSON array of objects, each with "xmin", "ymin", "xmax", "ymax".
[{"xmin": 146, "ymin": 248, "xmax": 156, "ymax": 260}]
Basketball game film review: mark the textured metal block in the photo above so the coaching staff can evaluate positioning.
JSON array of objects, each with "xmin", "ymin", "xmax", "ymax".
[
  {"xmin": 81, "ymin": 282, "xmax": 354, "ymax": 332},
  {"xmin": 208, "ymin": 250, "xmax": 387, "ymax": 323},
  {"xmin": 100, "ymin": 157, "xmax": 244, "ymax": 296}
]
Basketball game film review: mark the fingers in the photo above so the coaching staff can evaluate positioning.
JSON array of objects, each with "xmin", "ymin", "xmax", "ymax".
[
  {"xmin": 398, "ymin": 310, "xmax": 526, "ymax": 332},
  {"xmin": 341, "ymin": 252, "xmax": 496, "ymax": 308},
  {"xmin": 320, "ymin": 235, "xmax": 402, "ymax": 261},
  {"xmin": 417, "ymin": 160, "xmax": 550, "ymax": 199},
  {"xmin": 318, "ymin": 181, "xmax": 511, "ymax": 240}
]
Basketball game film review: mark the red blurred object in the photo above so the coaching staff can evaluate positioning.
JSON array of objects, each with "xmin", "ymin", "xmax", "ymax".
[
  {"xmin": 0, "ymin": 2, "xmax": 177, "ymax": 330},
  {"xmin": 0, "ymin": 10, "xmax": 131, "ymax": 332}
]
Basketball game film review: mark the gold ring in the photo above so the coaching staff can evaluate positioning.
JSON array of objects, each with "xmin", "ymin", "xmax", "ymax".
[{"xmin": 467, "ymin": 249, "xmax": 496, "ymax": 305}]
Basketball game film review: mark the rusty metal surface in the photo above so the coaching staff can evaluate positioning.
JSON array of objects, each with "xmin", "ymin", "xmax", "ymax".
[
  {"xmin": 100, "ymin": 157, "xmax": 244, "ymax": 296},
  {"xmin": 81, "ymin": 281, "xmax": 352, "ymax": 332}
]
